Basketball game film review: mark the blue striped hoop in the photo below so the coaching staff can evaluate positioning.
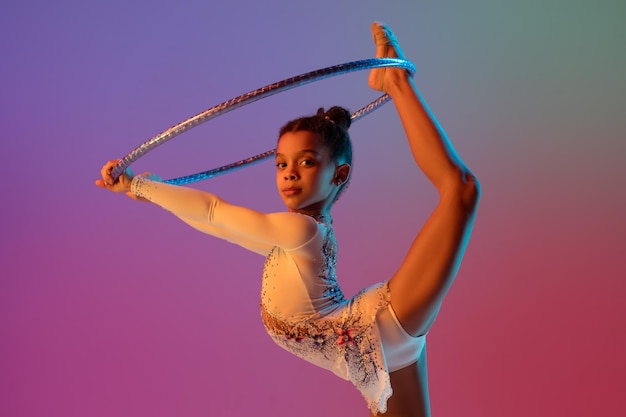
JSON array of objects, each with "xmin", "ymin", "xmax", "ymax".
[{"xmin": 110, "ymin": 58, "xmax": 415, "ymax": 185}]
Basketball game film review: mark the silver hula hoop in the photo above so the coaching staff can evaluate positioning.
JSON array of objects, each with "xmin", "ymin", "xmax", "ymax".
[{"xmin": 110, "ymin": 58, "xmax": 415, "ymax": 185}]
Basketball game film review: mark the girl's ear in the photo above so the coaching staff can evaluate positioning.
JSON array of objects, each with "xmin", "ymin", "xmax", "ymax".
[{"xmin": 335, "ymin": 164, "xmax": 351, "ymax": 185}]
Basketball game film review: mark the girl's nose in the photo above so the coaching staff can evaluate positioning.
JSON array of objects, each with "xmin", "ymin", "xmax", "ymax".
[{"xmin": 285, "ymin": 171, "xmax": 298, "ymax": 180}]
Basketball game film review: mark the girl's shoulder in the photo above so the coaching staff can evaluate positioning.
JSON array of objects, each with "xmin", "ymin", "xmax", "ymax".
[{"xmin": 266, "ymin": 211, "xmax": 328, "ymax": 252}]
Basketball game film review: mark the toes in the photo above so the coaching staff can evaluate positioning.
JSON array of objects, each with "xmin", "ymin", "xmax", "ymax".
[
  {"xmin": 371, "ymin": 22, "xmax": 394, "ymax": 46},
  {"xmin": 371, "ymin": 22, "xmax": 404, "ymax": 59}
]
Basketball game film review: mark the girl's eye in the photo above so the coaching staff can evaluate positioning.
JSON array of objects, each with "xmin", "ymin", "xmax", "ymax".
[
  {"xmin": 299, "ymin": 159, "xmax": 314, "ymax": 166},
  {"xmin": 276, "ymin": 162, "xmax": 287, "ymax": 169}
]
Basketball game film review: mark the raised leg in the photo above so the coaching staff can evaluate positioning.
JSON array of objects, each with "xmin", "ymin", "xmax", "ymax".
[{"xmin": 370, "ymin": 22, "xmax": 480, "ymax": 338}]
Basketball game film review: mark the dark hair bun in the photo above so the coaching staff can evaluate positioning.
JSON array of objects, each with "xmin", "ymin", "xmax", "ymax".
[
  {"xmin": 316, "ymin": 106, "xmax": 351, "ymax": 130},
  {"xmin": 324, "ymin": 106, "xmax": 351, "ymax": 130}
]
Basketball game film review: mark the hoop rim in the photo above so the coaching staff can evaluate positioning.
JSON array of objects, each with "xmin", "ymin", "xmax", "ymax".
[{"xmin": 110, "ymin": 57, "xmax": 415, "ymax": 184}]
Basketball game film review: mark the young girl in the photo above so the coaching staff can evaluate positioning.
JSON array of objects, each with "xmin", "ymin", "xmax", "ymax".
[{"xmin": 97, "ymin": 22, "xmax": 480, "ymax": 417}]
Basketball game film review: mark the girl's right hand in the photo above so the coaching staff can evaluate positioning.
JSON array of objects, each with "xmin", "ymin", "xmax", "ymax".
[
  {"xmin": 96, "ymin": 159, "xmax": 151, "ymax": 201},
  {"xmin": 95, "ymin": 159, "xmax": 134, "ymax": 193},
  {"xmin": 96, "ymin": 160, "xmax": 162, "ymax": 201}
]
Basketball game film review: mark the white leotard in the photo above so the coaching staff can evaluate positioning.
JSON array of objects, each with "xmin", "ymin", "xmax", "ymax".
[{"xmin": 131, "ymin": 177, "xmax": 424, "ymax": 414}]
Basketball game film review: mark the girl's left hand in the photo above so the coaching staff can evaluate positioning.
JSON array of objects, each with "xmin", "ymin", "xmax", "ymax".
[{"xmin": 95, "ymin": 159, "xmax": 160, "ymax": 201}]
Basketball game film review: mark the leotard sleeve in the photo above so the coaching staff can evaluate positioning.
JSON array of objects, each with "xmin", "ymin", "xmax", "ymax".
[{"xmin": 130, "ymin": 176, "xmax": 317, "ymax": 256}]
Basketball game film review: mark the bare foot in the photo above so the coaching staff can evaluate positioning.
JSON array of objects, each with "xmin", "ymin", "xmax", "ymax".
[{"xmin": 368, "ymin": 22, "xmax": 408, "ymax": 93}]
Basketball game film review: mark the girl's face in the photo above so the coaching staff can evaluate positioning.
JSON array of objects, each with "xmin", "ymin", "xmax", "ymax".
[{"xmin": 275, "ymin": 131, "xmax": 342, "ymax": 214}]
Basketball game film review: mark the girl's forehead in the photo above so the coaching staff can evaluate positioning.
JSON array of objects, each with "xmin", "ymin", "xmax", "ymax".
[{"xmin": 277, "ymin": 131, "xmax": 326, "ymax": 153}]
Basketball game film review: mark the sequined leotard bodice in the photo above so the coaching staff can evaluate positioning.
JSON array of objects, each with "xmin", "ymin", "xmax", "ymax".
[
  {"xmin": 260, "ymin": 220, "xmax": 393, "ymax": 413},
  {"xmin": 131, "ymin": 176, "xmax": 403, "ymax": 414}
]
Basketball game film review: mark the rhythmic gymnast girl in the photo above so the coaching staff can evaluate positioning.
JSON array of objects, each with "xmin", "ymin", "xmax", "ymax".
[{"xmin": 96, "ymin": 22, "xmax": 480, "ymax": 417}]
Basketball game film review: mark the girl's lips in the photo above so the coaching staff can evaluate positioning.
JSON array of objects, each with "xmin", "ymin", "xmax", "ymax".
[{"xmin": 283, "ymin": 188, "xmax": 300, "ymax": 196}]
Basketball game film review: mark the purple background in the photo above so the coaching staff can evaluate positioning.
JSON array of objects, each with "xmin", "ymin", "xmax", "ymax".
[{"xmin": 1, "ymin": 1, "xmax": 624, "ymax": 416}]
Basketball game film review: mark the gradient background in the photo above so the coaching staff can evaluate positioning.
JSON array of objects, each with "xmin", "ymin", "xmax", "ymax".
[{"xmin": 1, "ymin": 1, "xmax": 624, "ymax": 416}]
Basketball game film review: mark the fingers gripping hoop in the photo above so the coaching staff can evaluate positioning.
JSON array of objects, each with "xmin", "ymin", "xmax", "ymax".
[{"xmin": 110, "ymin": 58, "xmax": 415, "ymax": 185}]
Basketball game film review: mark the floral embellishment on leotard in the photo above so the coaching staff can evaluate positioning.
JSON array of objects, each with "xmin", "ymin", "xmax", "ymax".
[
  {"xmin": 286, "ymin": 332, "xmax": 304, "ymax": 343},
  {"xmin": 260, "ymin": 292, "xmax": 391, "ymax": 414},
  {"xmin": 336, "ymin": 328, "xmax": 357, "ymax": 346}
]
